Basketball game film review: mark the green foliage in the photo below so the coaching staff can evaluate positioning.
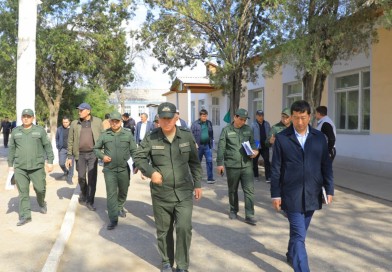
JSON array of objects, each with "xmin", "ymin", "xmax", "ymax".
[
  {"xmin": 0, "ymin": 0, "xmax": 136, "ymax": 135},
  {"xmin": 139, "ymin": 0, "xmax": 274, "ymax": 112},
  {"xmin": 65, "ymin": 87, "xmax": 116, "ymax": 121},
  {"xmin": 264, "ymin": 0, "xmax": 386, "ymax": 113},
  {"xmin": 0, "ymin": 0, "xmax": 18, "ymax": 118}
]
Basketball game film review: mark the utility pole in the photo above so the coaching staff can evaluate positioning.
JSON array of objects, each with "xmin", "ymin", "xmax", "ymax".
[{"xmin": 16, "ymin": 0, "xmax": 41, "ymax": 124}]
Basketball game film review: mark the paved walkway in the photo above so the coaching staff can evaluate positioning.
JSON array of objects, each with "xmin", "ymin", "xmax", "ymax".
[{"xmin": 0, "ymin": 134, "xmax": 391, "ymax": 271}]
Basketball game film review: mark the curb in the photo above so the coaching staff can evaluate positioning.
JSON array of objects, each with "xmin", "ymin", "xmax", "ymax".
[{"xmin": 41, "ymin": 185, "xmax": 80, "ymax": 272}]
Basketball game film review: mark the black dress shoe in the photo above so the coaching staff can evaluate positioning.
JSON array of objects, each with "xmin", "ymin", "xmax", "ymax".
[
  {"xmin": 40, "ymin": 202, "xmax": 47, "ymax": 214},
  {"xmin": 161, "ymin": 263, "xmax": 172, "ymax": 272},
  {"xmin": 118, "ymin": 209, "xmax": 126, "ymax": 218},
  {"xmin": 245, "ymin": 217, "xmax": 257, "ymax": 226},
  {"xmin": 86, "ymin": 203, "xmax": 96, "ymax": 211},
  {"xmin": 17, "ymin": 218, "xmax": 32, "ymax": 226},
  {"xmin": 229, "ymin": 212, "xmax": 237, "ymax": 219},
  {"xmin": 107, "ymin": 221, "xmax": 118, "ymax": 230},
  {"xmin": 78, "ymin": 195, "xmax": 86, "ymax": 205}
]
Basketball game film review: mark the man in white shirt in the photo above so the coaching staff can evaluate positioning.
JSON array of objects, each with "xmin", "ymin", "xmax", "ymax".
[{"xmin": 134, "ymin": 113, "xmax": 154, "ymax": 144}]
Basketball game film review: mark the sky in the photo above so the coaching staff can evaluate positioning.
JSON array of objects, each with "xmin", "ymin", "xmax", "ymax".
[{"xmin": 126, "ymin": 3, "xmax": 206, "ymax": 90}]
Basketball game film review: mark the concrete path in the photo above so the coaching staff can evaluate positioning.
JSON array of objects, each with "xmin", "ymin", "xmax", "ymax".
[{"xmin": 0, "ymin": 133, "xmax": 391, "ymax": 271}]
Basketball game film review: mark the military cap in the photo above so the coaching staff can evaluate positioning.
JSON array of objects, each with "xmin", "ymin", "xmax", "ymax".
[
  {"xmin": 158, "ymin": 102, "xmax": 176, "ymax": 118},
  {"xmin": 282, "ymin": 107, "xmax": 291, "ymax": 116},
  {"xmin": 21, "ymin": 109, "xmax": 34, "ymax": 116},
  {"xmin": 110, "ymin": 111, "xmax": 122, "ymax": 121},
  {"xmin": 235, "ymin": 108, "xmax": 250, "ymax": 119},
  {"xmin": 153, "ymin": 114, "xmax": 159, "ymax": 123}
]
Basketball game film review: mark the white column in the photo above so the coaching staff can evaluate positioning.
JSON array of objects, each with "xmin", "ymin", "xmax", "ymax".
[
  {"xmin": 187, "ymin": 87, "xmax": 191, "ymax": 127},
  {"xmin": 16, "ymin": 0, "xmax": 40, "ymax": 125}
]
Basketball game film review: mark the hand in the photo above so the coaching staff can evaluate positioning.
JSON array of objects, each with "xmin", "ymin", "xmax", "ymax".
[
  {"xmin": 102, "ymin": 155, "xmax": 111, "ymax": 163},
  {"xmin": 216, "ymin": 166, "xmax": 224, "ymax": 175},
  {"xmin": 269, "ymin": 134, "xmax": 275, "ymax": 145},
  {"xmin": 250, "ymin": 149, "xmax": 259, "ymax": 159},
  {"xmin": 194, "ymin": 188, "xmax": 202, "ymax": 200},
  {"xmin": 272, "ymin": 199, "xmax": 282, "ymax": 211},
  {"xmin": 46, "ymin": 164, "xmax": 53, "ymax": 173},
  {"xmin": 327, "ymin": 195, "xmax": 333, "ymax": 204},
  {"xmin": 65, "ymin": 159, "xmax": 72, "ymax": 168},
  {"xmin": 151, "ymin": 171, "xmax": 163, "ymax": 185}
]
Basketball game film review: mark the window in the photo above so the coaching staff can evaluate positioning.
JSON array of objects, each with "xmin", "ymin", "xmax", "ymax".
[
  {"xmin": 335, "ymin": 71, "xmax": 370, "ymax": 132},
  {"xmin": 138, "ymin": 105, "xmax": 145, "ymax": 117},
  {"xmin": 124, "ymin": 105, "xmax": 131, "ymax": 114},
  {"xmin": 198, "ymin": 99, "xmax": 205, "ymax": 112},
  {"xmin": 211, "ymin": 97, "xmax": 220, "ymax": 126},
  {"xmin": 253, "ymin": 89, "xmax": 264, "ymax": 112},
  {"xmin": 286, "ymin": 82, "xmax": 302, "ymax": 107}
]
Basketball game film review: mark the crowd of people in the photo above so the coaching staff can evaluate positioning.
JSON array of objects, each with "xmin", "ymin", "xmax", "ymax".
[{"xmin": 4, "ymin": 100, "xmax": 336, "ymax": 272}]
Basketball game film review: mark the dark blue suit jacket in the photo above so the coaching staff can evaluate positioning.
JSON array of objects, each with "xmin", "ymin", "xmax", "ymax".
[
  {"xmin": 270, "ymin": 125, "xmax": 333, "ymax": 212},
  {"xmin": 134, "ymin": 121, "xmax": 154, "ymax": 144}
]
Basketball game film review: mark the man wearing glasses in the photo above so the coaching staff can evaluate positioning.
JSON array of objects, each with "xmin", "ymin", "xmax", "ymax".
[{"xmin": 8, "ymin": 109, "xmax": 54, "ymax": 226}]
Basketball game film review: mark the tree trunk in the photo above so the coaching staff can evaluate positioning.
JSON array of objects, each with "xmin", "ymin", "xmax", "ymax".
[
  {"xmin": 302, "ymin": 71, "xmax": 327, "ymax": 126},
  {"xmin": 229, "ymin": 70, "xmax": 242, "ymax": 120},
  {"xmin": 38, "ymin": 72, "xmax": 63, "ymax": 141}
]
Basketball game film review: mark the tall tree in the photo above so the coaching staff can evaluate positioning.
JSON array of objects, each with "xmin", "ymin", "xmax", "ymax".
[
  {"xmin": 265, "ymin": 0, "xmax": 391, "ymax": 118},
  {"xmin": 0, "ymin": 0, "xmax": 18, "ymax": 119},
  {"xmin": 37, "ymin": 0, "xmax": 135, "ymax": 138},
  {"xmin": 139, "ymin": 0, "xmax": 274, "ymax": 115},
  {"xmin": 0, "ymin": 0, "xmax": 135, "ymax": 138}
]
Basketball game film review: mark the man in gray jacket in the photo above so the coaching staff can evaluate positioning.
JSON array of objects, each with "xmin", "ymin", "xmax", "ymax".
[
  {"xmin": 251, "ymin": 110, "xmax": 271, "ymax": 182},
  {"xmin": 66, "ymin": 102, "xmax": 103, "ymax": 211}
]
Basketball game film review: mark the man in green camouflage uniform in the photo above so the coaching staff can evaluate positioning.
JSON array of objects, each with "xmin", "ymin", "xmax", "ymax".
[
  {"xmin": 216, "ymin": 108, "xmax": 259, "ymax": 226},
  {"xmin": 134, "ymin": 102, "xmax": 202, "ymax": 272},
  {"xmin": 94, "ymin": 112, "xmax": 137, "ymax": 230},
  {"xmin": 265, "ymin": 108, "xmax": 291, "ymax": 148},
  {"xmin": 8, "ymin": 109, "xmax": 54, "ymax": 226}
]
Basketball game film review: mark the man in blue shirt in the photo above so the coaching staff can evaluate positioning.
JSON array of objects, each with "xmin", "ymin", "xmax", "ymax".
[{"xmin": 191, "ymin": 109, "xmax": 215, "ymax": 183}]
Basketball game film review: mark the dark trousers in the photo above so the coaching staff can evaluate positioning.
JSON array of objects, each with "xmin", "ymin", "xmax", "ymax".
[
  {"xmin": 252, "ymin": 147, "xmax": 271, "ymax": 180},
  {"xmin": 286, "ymin": 210, "xmax": 315, "ymax": 272},
  {"xmin": 76, "ymin": 151, "xmax": 98, "ymax": 204},
  {"xmin": 3, "ymin": 132, "xmax": 9, "ymax": 147},
  {"xmin": 59, "ymin": 148, "xmax": 74, "ymax": 181},
  {"xmin": 226, "ymin": 166, "xmax": 255, "ymax": 218},
  {"xmin": 152, "ymin": 195, "xmax": 193, "ymax": 270}
]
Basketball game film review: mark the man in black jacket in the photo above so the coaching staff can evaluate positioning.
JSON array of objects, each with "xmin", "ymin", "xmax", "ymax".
[{"xmin": 1, "ymin": 117, "xmax": 12, "ymax": 148}]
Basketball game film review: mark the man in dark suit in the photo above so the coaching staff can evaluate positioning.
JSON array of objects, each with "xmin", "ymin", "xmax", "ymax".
[
  {"xmin": 1, "ymin": 117, "xmax": 12, "ymax": 148},
  {"xmin": 134, "ymin": 113, "xmax": 154, "ymax": 144},
  {"xmin": 270, "ymin": 100, "xmax": 334, "ymax": 272}
]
